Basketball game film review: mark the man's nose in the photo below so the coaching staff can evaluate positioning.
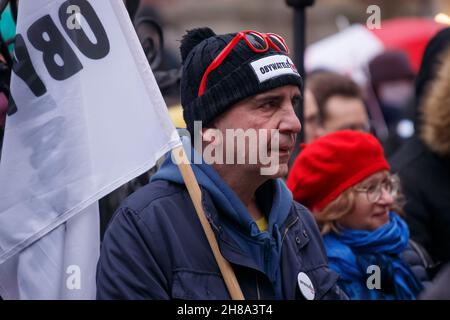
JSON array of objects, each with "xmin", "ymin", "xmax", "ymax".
[{"xmin": 279, "ymin": 103, "xmax": 301, "ymax": 134}]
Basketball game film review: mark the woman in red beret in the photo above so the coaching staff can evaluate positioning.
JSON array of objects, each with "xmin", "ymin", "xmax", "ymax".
[{"xmin": 287, "ymin": 130, "xmax": 430, "ymax": 299}]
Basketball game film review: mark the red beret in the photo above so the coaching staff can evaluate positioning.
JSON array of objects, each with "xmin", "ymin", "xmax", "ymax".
[{"xmin": 287, "ymin": 130, "xmax": 390, "ymax": 211}]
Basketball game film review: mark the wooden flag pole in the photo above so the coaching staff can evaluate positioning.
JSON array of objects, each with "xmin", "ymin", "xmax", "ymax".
[{"xmin": 171, "ymin": 145, "xmax": 245, "ymax": 300}]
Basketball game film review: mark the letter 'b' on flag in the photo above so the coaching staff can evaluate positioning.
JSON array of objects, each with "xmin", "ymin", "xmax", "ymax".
[{"xmin": 0, "ymin": 0, "xmax": 181, "ymax": 299}]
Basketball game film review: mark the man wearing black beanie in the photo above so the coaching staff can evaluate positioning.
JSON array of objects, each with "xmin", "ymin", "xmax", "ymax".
[{"xmin": 97, "ymin": 27, "xmax": 347, "ymax": 300}]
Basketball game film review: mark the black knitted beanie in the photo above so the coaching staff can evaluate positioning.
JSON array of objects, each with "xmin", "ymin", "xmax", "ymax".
[{"xmin": 180, "ymin": 27, "xmax": 303, "ymax": 136}]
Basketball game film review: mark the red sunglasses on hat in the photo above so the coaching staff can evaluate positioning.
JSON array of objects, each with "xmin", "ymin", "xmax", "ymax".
[{"xmin": 198, "ymin": 30, "xmax": 289, "ymax": 97}]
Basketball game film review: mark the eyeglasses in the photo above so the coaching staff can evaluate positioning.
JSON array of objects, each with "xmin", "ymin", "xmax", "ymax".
[
  {"xmin": 198, "ymin": 30, "xmax": 289, "ymax": 97},
  {"xmin": 354, "ymin": 175, "xmax": 400, "ymax": 203}
]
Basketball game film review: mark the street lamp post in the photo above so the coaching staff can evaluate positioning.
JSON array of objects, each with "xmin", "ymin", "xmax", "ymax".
[{"xmin": 285, "ymin": 0, "xmax": 315, "ymax": 168}]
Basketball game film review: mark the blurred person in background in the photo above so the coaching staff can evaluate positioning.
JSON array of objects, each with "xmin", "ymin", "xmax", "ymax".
[
  {"xmin": 287, "ymin": 130, "xmax": 430, "ymax": 300},
  {"xmin": 390, "ymin": 28, "xmax": 450, "ymax": 272},
  {"xmin": 134, "ymin": 2, "xmax": 181, "ymax": 107},
  {"xmin": 99, "ymin": 0, "xmax": 182, "ymax": 238},
  {"xmin": 0, "ymin": 3, "xmax": 14, "ymax": 159},
  {"xmin": 307, "ymin": 71, "xmax": 370, "ymax": 134},
  {"xmin": 368, "ymin": 51, "xmax": 416, "ymax": 156},
  {"xmin": 303, "ymin": 88, "xmax": 324, "ymax": 143}
]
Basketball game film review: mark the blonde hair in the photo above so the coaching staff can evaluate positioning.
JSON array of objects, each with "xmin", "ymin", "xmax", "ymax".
[
  {"xmin": 313, "ymin": 175, "xmax": 405, "ymax": 234},
  {"xmin": 314, "ymin": 188, "xmax": 355, "ymax": 234},
  {"xmin": 420, "ymin": 48, "xmax": 450, "ymax": 156}
]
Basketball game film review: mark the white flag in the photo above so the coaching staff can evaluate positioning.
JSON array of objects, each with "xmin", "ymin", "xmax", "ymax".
[{"xmin": 0, "ymin": 0, "xmax": 181, "ymax": 299}]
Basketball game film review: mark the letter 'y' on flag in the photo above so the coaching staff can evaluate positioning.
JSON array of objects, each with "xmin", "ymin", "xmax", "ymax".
[{"xmin": 0, "ymin": 0, "xmax": 181, "ymax": 299}]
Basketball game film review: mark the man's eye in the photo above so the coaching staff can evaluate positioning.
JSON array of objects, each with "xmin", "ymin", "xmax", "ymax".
[{"xmin": 260, "ymin": 100, "xmax": 277, "ymax": 108}]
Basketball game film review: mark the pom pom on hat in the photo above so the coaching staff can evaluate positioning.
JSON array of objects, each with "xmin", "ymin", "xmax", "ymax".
[{"xmin": 180, "ymin": 27, "xmax": 216, "ymax": 62}]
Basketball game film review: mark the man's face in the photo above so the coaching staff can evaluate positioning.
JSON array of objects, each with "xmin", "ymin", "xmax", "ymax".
[
  {"xmin": 322, "ymin": 95, "xmax": 369, "ymax": 134},
  {"xmin": 208, "ymin": 85, "xmax": 301, "ymax": 178}
]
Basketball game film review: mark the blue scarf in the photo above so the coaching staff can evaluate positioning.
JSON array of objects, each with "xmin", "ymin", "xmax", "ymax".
[{"xmin": 324, "ymin": 212, "xmax": 423, "ymax": 300}]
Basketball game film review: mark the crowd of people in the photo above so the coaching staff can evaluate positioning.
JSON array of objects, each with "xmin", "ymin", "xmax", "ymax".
[
  {"xmin": 95, "ymin": 23, "xmax": 450, "ymax": 300},
  {"xmin": 1, "ymin": 1, "xmax": 449, "ymax": 300},
  {"xmin": 292, "ymin": 27, "xmax": 450, "ymax": 299}
]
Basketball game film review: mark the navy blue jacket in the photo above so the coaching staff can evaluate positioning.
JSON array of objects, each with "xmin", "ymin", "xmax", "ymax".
[
  {"xmin": 96, "ymin": 153, "xmax": 347, "ymax": 300},
  {"xmin": 97, "ymin": 182, "xmax": 349, "ymax": 299}
]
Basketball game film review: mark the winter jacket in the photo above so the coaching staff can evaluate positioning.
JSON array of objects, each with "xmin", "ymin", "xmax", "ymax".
[
  {"xmin": 96, "ymin": 152, "xmax": 348, "ymax": 300},
  {"xmin": 401, "ymin": 240, "xmax": 433, "ymax": 287},
  {"xmin": 390, "ymin": 43, "xmax": 450, "ymax": 267},
  {"xmin": 391, "ymin": 137, "xmax": 450, "ymax": 267},
  {"xmin": 419, "ymin": 263, "xmax": 450, "ymax": 299}
]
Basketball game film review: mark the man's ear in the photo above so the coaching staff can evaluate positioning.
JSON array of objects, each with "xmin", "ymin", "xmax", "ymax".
[
  {"xmin": 201, "ymin": 126, "xmax": 215, "ymax": 143},
  {"xmin": 201, "ymin": 119, "xmax": 218, "ymax": 140},
  {"xmin": 206, "ymin": 118, "xmax": 219, "ymax": 130},
  {"xmin": 202, "ymin": 122, "xmax": 225, "ymax": 146}
]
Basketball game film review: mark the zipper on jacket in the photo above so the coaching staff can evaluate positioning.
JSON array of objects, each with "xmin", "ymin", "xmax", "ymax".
[{"xmin": 281, "ymin": 216, "xmax": 299, "ymax": 245}]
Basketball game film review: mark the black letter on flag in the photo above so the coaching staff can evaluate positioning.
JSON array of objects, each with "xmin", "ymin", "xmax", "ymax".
[
  {"xmin": 12, "ymin": 34, "xmax": 47, "ymax": 97},
  {"xmin": 27, "ymin": 15, "xmax": 83, "ymax": 81},
  {"xmin": 59, "ymin": 0, "xmax": 110, "ymax": 60}
]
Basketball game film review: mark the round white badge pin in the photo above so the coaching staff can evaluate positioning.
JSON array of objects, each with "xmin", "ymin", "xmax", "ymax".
[{"xmin": 297, "ymin": 272, "xmax": 315, "ymax": 300}]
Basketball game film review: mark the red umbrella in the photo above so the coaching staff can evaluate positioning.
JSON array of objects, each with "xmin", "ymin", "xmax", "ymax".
[{"xmin": 371, "ymin": 18, "xmax": 444, "ymax": 72}]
